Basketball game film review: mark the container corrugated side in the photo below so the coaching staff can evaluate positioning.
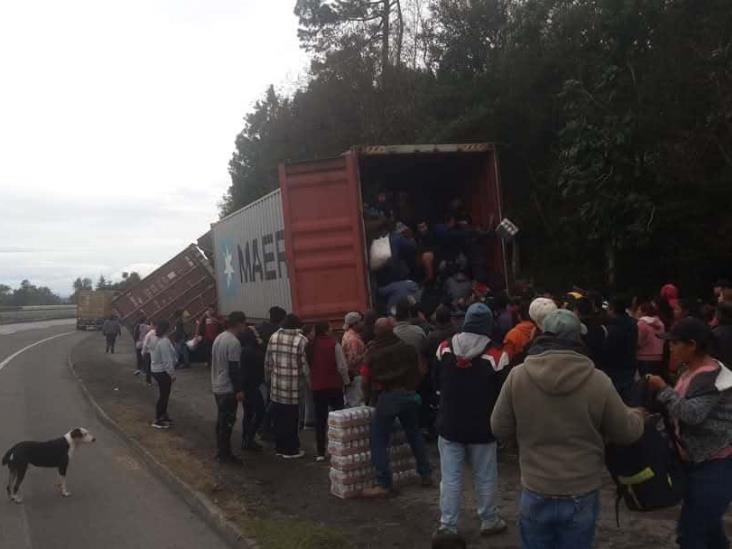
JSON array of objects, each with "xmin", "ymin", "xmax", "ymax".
[{"xmin": 212, "ymin": 189, "xmax": 292, "ymax": 320}]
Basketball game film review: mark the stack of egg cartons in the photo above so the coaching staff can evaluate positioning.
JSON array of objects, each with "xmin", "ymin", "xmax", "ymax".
[{"xmin": 328, "ymin": 406, "xmax": 418, "ymax": 498}]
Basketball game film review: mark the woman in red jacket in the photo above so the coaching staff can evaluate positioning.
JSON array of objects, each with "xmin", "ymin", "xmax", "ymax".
[{"xmin": 307, "ymin": 322, "xmax": 350, "ymax": 461}]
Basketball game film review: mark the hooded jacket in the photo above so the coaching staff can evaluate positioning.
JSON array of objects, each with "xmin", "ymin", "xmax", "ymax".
[
  {"xmin": 636, "ymin": 316, "xmax": 665, "ymax": 362},
  {"xmin": 435, "ymin": 333, "xmax": 509, "ymax": 444},
  {"xmin": 491, "ymin": 336, "xmax": 644, "ymax": 496},
  {"xmin": 657, "ymin": 361, "xmax": 732, "ymax": 463}
]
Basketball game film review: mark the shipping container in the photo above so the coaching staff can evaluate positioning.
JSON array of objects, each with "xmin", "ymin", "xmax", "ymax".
[
  {"xmin": 112, "ymin": 244, "xmax": 216, "ymax": 333},
  {"xmin": 77, "ymin": 290, "xmax": 118, "ymax": 330},
  {"xmin": 213, "ymin": 143, "xmax": 505, "ymax": 326},
  {"xmin": 212, "ymin": 190, "xmax": 292, "ymax": 320},
  {"xmin": 279, "ymin": 143, "xmax": 506, "ymax": 324}
]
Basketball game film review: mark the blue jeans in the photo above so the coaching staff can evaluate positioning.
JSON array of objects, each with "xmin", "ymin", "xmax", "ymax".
[
  {"xmin": 519, "ymin": 489, "xmax": 599, "ymax": 549},
  {"xmin": 438, "ymin": 437, "xmax": 499, "ymax": 532},
  {"xmin": 371, "ymin": 389, "xmax": 432, "ymax": 489},
  {"xmin": 175, "ymin": 341, "xmax": 190, "ymax": 368},
  {"xmin": 678, "ymin": 458, "xmax": 732, "ymax": 549}
]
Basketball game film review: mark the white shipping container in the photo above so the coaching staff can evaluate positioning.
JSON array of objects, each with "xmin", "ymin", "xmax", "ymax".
[{"xmin": 212, "ymin": 190, "xmax": 292, "ymax": 320}]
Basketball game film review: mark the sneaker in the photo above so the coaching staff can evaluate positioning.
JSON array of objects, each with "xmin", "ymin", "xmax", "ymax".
[
  {"xmin": 432, "ymin": 528, "xmax": 464, "ymax": 545},
  {"xmin": 242, "ymin": 440, "xmax": 263, "ymax": 452},
  {"xmin": 281, "ymin": 450, "xmax": 306, "ymax": 460},
  {"xmin": 133, "ymin": 370, "xmax": 141, "ymax": 376},
  {"xmin": 480, "ymin": 518, "xmax": 508, "ymax": 537},
  {"xmin": 361, "ymin": 485, "xmax": 391, "ymax": 498},
  {"xmin": 151, "ymin": 421, "xmax": 170, "ymax": 430},
  {"xmin": 161, "ymin": 416, "xmax": 173, "ymax": 425},
  {"xmin": 315, "ymin": 455, "xmax": 326, "ymax": 462}
]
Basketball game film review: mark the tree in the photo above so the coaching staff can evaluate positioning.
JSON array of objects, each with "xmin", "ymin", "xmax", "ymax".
[{"xmin": 96, "ymin": 276, "xmax": 109, "ymax": 290}]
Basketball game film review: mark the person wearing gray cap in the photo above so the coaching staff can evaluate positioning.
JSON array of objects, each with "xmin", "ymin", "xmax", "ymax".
[
  {"xmin": 342, "ymin": 311, "xmax": 366, "ymax": 406},
  {"xmin": 491, "ymin": 309, "xmax": 643, "ymax": 549}
]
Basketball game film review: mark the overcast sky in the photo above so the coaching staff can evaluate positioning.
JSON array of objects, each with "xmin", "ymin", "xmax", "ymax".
[{"xmin": 0, "ymin": 0, "xmax": 306, "ymax": 296}]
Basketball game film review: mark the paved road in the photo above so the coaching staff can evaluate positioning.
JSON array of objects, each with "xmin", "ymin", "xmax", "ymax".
[{"xmin": 0, "ymin": 322, "xmax": 229, "ymax": 549}]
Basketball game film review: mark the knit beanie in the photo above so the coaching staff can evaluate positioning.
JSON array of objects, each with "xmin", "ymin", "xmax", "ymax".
[{"xmin": 462, "ymin": 303, "xmax": 494, "ymax": 336}]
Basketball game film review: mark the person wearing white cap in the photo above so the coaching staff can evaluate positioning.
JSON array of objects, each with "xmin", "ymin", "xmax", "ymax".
[
  {"xmin": 491, "ymin": 309, "xmax": 643, "ymax": 549},
  {"xmin": 342, "ymin": 312, "xmax": 366, "ymax": 407},
  {"xmin": 528, "ymin": 297, "xmax": 558, "ymax": 332}
]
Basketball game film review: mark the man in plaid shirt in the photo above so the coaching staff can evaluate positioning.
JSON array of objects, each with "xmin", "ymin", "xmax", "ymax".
[{"xmin": 265, "ymin": 313, "xmax": 309, "ymax": 458}]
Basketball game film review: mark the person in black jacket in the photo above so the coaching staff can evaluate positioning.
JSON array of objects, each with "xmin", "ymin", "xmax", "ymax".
[
  {"xmin": 603, "ymin": 296, "xmax": 638, "ymax": 401},
  {"xmin": 239, "ymin": 326, "xmax": 266, "ymax": 451},
  {"xmin": 433, "ymin": 303, "xmax": 508, "ymax": 539}
]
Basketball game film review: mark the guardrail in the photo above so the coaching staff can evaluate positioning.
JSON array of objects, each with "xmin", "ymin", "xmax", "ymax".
[{"xmin": 0, "ymin": 305, "xmax": 77, "ymax": 324}]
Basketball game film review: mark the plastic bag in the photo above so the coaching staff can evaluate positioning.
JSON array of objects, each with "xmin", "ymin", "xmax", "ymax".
[
  {"xmin": 369, "ymin": 235, "xmax": 392, "ymax": 271},
  {"xmin": 186, "ymin": 335, "xmax": 202, "ymax": 350}
]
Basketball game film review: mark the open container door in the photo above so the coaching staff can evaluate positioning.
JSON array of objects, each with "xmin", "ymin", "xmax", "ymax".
[{"xmin": 279, "ymin": 153, "xmax": 370, "ymax": 323}]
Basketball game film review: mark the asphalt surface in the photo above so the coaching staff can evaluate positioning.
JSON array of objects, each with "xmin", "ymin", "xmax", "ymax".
[{"xmin": 0, "ymin": 321, "xmax": 228, "ymax": 549}]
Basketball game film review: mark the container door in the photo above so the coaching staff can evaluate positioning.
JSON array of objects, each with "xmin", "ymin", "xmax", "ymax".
[{"xmin": 279, "ymin": 153, "xmax": 369, "ymax": 322}]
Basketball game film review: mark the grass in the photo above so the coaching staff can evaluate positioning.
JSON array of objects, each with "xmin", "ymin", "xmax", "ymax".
[{"xmin": 245, "ymin": 517, "xmax": 353, "ymax": 549}]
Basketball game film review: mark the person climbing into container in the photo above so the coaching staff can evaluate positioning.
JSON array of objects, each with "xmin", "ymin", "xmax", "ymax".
[{"xmin": 102, "ymin": 314, "xmax": 122, "ymax": 354}]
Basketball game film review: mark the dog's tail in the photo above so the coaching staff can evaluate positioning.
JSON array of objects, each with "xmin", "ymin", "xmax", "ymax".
[{"xmin": 1, "ymin": 448, "xmax": 12, "ymax": 466}]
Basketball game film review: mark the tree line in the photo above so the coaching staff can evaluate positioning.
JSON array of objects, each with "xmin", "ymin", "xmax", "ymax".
[{"xmin": 222, "ymin": 0, "xmax": 732, "ymax": 296}]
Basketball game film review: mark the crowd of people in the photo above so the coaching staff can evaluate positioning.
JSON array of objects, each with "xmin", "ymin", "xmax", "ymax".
[{"xmin": 126, "ymin": 277, "xmax": 732, "ymax": 549}]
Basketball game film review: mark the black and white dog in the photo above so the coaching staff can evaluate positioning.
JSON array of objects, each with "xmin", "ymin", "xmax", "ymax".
[{"xmin": 3, "ymin": 427, "xmax": 96, "ymax": 503}]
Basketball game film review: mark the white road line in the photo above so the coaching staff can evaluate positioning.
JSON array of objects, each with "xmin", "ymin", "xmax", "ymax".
[{"xmin": 0, "ymin": 331, "xmax": 76, "ymax": 373}]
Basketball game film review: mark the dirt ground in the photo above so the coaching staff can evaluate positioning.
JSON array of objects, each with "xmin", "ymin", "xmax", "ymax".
[{"xmin": 71, "ymin": 333, "xmax": 690, "ymax": 549}]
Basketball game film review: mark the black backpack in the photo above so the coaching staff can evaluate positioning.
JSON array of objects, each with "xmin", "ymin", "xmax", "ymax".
[{"xmin": 606, "ymin": 412, "xmax": 686, "ymax": 524}]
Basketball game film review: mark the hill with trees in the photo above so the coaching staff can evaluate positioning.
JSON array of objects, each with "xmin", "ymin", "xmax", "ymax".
[{"xmin": 222, "ymin": 0, "xmax": 732, "ymax": 294}]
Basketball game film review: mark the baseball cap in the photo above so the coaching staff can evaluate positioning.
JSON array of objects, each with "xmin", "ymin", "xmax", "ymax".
[
  {"xmin": 343, "ymin": 312, "xmax": 363, "ymax": 331},
  {"xmin": 542, "ymin": 309, "xmax": 587, "ymax": 341},
  {"xmin": 660, "ymin": 317, "xmax": 712, "ymax": 347},
  {"xmin": 529, "ymin": 297, "xmax": 558, "ymax": 331}
]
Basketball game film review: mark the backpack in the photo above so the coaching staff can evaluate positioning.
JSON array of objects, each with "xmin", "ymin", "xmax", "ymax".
[{"xmin": 606, "ymin": 412, "xmax": 685, "ymax": 524}]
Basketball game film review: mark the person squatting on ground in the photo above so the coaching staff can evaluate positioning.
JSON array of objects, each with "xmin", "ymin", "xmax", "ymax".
[
  {"xmin": 265, "ymin": 314, "xmax": 309, "ymax": 459},
  {"xmin": 210, "ymin": 311, "xmax": 246, "ymax": 465},
  {"xmin": 150, "ymin": 319, "xmax": 176, "ymax": 429},
  {"xmin": 646, "ymin": 317, "xmax": 732, "ymax": 549},
  {"xmin": 102, "ymin": 314, "xmax": 122, "ymax": 354},
  {"xmin": 434, "ymin": 303, "xmax": 509, "ymax": 540},
  {"xmin": 491, "ymin": 309, "xmax": 644, "ymax": 549},
  {"xmin": 306, "ymin": 321, "xmax": 350, "ymax": 461},
  {"xmin": 362, "ymin": 318, "xmax": 433, "ymax": 497}
]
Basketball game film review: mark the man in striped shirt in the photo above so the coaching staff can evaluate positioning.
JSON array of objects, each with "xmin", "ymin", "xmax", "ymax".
[{"xmin": 265, "ymin": 314, "xmax": 309, "ymax": 459}]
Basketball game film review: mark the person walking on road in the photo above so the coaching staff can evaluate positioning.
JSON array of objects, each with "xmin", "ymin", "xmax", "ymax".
[
  {"xmin": 150, "ymin": 319, "xmax": 177, "ymax": 429},
  {"xmin": 239, "ymin": 326, "xmax": 266, "ymax": 452},
  {"xmin": 211, "ymin": 311, "xmax": 247, "ymax": 465},
  {"xmin": 342, "ymin": 312, "xmax": 366, "ymax": 407},
  {"xmin": 102, "ymin": 314, "xmax": 122, "ymax": 354},
  {"xmin": 307, "ymin": 321, "xmax": 350, "ymax": 461},
  {"xmin": 265, "ymin": 314, "xmax": 309, "ymax": 459},
  {"xmin": 491, "ymin": 309, "xmax": 644, "ymax": 549},
  {"xmin": 434, "ymin": 303, "xmax": 509, "ymax": 540},
  {"xmin": 646, "ymin": 317, "xmax": 732, "ymax": 549},
  {"xmin": 362, "ymin": 318, "xmax": 433, "ymax": 497}
]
